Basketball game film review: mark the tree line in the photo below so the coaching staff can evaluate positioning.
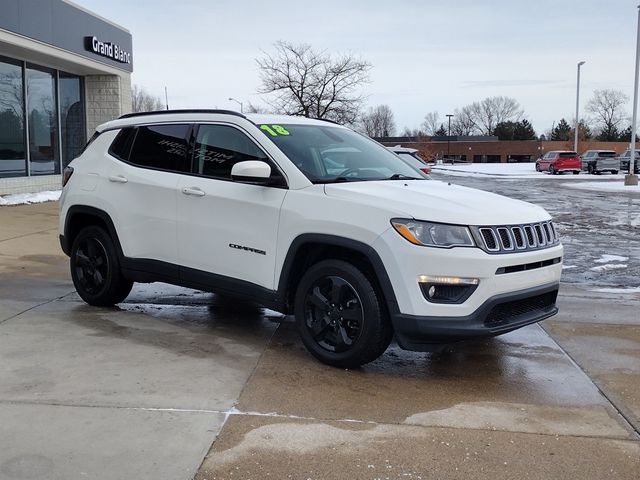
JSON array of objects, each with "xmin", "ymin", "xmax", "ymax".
[{"xmin": 130, "ymin": 41, "xmax": 637, "ymax": 143}]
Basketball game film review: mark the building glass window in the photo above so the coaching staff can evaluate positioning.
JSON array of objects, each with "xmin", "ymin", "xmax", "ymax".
[
  {"xmin": 27, "ymin": 64, "xmax": 59, "ymax": 176},
  {"xmin": 0, "ymin": 56, "xmax": 26, "ymax": 178},
  {"xmin": 59, "ymin": 72, "xmax": 85, "ymax": 168}
]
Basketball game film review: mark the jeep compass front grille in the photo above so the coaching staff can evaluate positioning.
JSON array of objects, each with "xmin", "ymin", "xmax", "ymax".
[{"xmin": 472, "ymin": 221, "xmax": 559, "ymax": 254}]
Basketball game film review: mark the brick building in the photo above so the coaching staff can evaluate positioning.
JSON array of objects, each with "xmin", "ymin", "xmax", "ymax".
[
  {"xmin": 379, "ymin": 136, "xmax": 637, "ymax": 163},
  {"xmin": 0, "ymin": 0, "xmax": 132, "ymax": 195}
]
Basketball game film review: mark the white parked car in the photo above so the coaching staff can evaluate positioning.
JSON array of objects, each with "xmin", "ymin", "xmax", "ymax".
[
  {"xmin": 59, "ymin": 110, "xmax": 563, "ymax": 367},
  {"xmin": 386, "ymin": 146, "xmax": 431, "ymax": 174}
]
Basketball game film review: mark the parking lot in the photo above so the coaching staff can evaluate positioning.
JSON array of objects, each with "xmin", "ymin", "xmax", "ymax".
[{"xmin": 1, "ymin": 175, "xmax": 639, "ymax": 479}]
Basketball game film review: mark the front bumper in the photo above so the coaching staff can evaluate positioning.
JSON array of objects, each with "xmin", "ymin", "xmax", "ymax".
[{"xmin": 392, "ymin": 282, "xmax": 559, "ymax": 351}]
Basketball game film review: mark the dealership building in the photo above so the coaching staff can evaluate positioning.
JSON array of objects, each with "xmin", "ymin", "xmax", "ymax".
[{"xmin": 0, "ymin": 0, "xmax": 132, "ymax": 195}]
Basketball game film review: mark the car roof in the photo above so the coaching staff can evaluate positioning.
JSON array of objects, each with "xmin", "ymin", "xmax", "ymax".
[
  {"xmin": 547, "ymin": 150, "xmax": 577, "ymax": 154},
  {"xmin": 584, "ymin": 150, "xmax": 616, "ymax": 153},
  {"xmin": 97, "ymin": 110, "xmax": 347, "ymax": 132}
]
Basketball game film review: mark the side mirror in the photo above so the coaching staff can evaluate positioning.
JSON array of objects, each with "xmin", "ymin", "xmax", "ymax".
[{"xmin": 231, "ymin": 161, "xmax": 271, "ymax": 184}]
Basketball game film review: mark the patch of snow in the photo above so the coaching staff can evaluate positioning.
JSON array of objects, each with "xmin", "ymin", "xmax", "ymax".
[
  {"xmin": 590, "ymin": 264, "xmax": 627, "ymax": 272},
  {"xmin": 594, "ymin": 254, "xmax": 628, "ymax": 264},
  {"xmin": 562, "ymin": 265, "xmax": 577, "ymax": 270},
  {"xmin": 0, "ymin": 190, "xmax": 61, "ymax": 206},
  {"xmin": 591, "ymin": 286, "xmax": 640, "ymax": 294},
  {"xmin": 562, "ymin": 181, "xmax": 640, "ymax": 194},
  {"xmin": 430, "ymin": 163, "xmax": 602, "ymax": 179}
]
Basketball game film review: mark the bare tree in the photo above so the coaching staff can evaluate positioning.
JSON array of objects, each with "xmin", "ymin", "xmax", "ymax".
[
  {"xmin": 131, "ymin": 85, "xmax": 165, "ymax": 112},
  {"xmin": 586, "ymin": 89, "xmax": 629, "ymax": 140},
  {"xmin": 360, "ymin": 104, "xmax": 396, "ymax": 137},
  {"xmin": 256, "ymin": 41, "xmax": 371, "ymax": 125},
  {"xmin": 244, "ymin": 101, "xmax": 271, "ymax": 114},
  {"xmin": 421, "ymin": 111, "xmax": 440, "ymax": 135},
  {"xmin": 400, "ymin": 126, "xmax": 428, "ymax": 138},
  {"xmin": 450, "ymin": 105, "xmax": 477, "ymax": 136},
  {"xmin": 468, "ymin": 96, "xmax": 523, "ymax": 135}
]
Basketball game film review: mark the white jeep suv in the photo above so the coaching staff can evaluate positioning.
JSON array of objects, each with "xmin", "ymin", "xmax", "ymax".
[{"xmin": 59, "ymin": 110, "xmax": 563, "ymax": 367}]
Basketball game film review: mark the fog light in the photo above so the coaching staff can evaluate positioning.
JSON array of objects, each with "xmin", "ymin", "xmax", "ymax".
[{"xmin": 418, "ymin": 275, "xmax": 479, "ymax": 304}]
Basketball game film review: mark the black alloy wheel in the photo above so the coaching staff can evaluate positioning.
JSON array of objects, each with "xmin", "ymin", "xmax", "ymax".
[
  {"xmin": 74, "ymin": 236, "xmax": 109, "ymax": 295},
  {"xmin": 294, "ymin": 259, "xmax": 393, "ymax": 368},
  {"xmin": 70, "ymin": 226, "xmax": 133, "ymax": 306},
  {"xmin": 303, "ymin": 275, "xmax": 364, "ymax": 353}
]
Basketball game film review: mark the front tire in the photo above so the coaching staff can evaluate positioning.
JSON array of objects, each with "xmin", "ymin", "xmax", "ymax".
[
  {"xmin": 294, "ymin": 259, "xmax": 393, "ymax": 368},
  {"xmin": 549, "ymin": 166, "xmax": 557, "ymax": 175},
  {"xmin": 70, "ymin": 226, "xmax": 133, "ymax": 306}
]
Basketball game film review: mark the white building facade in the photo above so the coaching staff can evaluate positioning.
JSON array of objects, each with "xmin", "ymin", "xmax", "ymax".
[{"xmin": 0, "ymin": 0, "xmax": 132, "ymax": 194}]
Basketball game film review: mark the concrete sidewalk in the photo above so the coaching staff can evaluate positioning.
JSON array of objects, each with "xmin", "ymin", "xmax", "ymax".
[{"xmin": 1, "ymin": 202, "xmax": 639, "ymax": 480}]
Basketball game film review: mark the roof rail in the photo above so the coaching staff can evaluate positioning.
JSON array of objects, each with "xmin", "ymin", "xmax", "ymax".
[{"xmin": 118, "ymin": 109, "xmax": 246, "ymax": 120}]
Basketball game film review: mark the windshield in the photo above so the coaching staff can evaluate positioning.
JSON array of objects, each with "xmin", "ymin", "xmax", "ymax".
[{"xmin": 258, "ymin": 123, "xmax": 424, "ymax": 183}]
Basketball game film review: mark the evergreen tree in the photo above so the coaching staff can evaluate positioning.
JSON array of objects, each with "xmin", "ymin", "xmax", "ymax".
[
  {"xmin": 513, "ymin": 119, "xmax": 536, "ymax": 140},
  {"xmin": 596, "ymin": 124, "xmax": 620, "ymax": 141},
  {"xmin": 551, "ymin": 119, "xmax": 572, "ymax": 141},
  {"xmin": 494, "ymin": 121, "xmax": 515, "ymax": 140},
  {"xmin": 435, "ymin": 124, "xmax": 448, "ymax": 136},
  {"xmin": 617, "ymin": 125, "xmax": 639, "ymax": 142}
]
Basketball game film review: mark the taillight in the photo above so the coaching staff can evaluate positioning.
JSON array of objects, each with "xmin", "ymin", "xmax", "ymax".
[
  {"xmin": 420, "ymin": 167, "xmax": 431, "ymax": 174},
  {"xmin": 62, "ymin": 166, "xmax": 74, "ymax": 187}
]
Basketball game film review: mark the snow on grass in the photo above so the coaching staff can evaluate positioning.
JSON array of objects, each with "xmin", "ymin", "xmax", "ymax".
[
  {"xmin": 431, "ymin": 163, "xmax": 549, "ymax": 178},
  {"xmin": 0, "ymin": 190, "xmax": 61, "ymax": 206},
  {"xmin": 562, "ymin": 181, "xmax": 640, "ymax": 194},
  {"xmin": 594, "ymin": 254, "xmax": 628, "ymax": 264},
  {"xmin": 590, "ymin": 264, "xmax": 627, "ymax": 272},
  {"xmin": 591, "ymin": 286, "xmax": 640, "ymax": 294},
  {"xmin": 430, "ymin": 163, "xmax": 597, "ymax": 179}
]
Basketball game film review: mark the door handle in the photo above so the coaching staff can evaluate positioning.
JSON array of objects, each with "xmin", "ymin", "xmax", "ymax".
[
  {"xmin": 181, "ymin": 187, "xmax": 205, "ymax": 197},
  {"xmin": 108, "ymin": 175, "xmax": 128, "ymax": 184}
]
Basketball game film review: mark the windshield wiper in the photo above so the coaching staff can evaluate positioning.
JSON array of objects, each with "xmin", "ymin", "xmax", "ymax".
[
  {"xmin": 315, "ymin": 176, "xmax": 361, "ymax": 184},
  {"xmin": 384, "ymin": 173, "xmax": 423, "ymax": 180}
]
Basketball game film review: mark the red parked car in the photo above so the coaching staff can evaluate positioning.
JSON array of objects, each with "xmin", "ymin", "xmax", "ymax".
[{"xmin": 535, "ymin": 151, "xmax": 581, "ymax": 175}]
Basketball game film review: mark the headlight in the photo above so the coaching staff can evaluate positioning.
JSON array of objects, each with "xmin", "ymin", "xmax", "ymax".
[{"xmin": 391, "ymin": 218, "xmax": 475, "ymax": 248}]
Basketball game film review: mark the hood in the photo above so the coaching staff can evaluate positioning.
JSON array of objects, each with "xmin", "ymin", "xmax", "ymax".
[{"xmin": 324, "ymin": 179, "xmax": 550, "ymax": 226}]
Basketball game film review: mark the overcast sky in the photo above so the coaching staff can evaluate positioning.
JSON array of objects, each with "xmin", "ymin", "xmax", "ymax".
[{"xmin": 75, "ymin": 0, "xmax": 640, "ymax": 135}]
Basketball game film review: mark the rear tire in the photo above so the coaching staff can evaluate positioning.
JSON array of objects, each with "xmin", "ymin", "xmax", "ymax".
[
  {"xmin": 294, "ymin": 259, "xmax": 393, "ymax": 368},
  {"xmin": 70, "ymin": 226, "xmax": 133, "ymax": 306},
  {"xmin": 573, "ymin": 170, "xmax": 580, "ymax": 175},
  {"xmin": 612, "ymin": 170, "xmax": 618, "ymax": 175},
  {"xmin": 549, "ymin": 166, "xmax": 557, "ymax": 175}
]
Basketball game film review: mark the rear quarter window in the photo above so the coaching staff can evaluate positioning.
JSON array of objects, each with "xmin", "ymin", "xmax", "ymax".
[{"xmin": 108, "ymin": 127, "xmax": 136, "ymax": 161}]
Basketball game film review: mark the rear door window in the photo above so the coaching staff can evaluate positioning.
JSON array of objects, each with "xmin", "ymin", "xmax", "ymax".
[
  {"xmin": 128, "ymin": 124, "xmax": 191, "ymax": 173},
  {"xmin": 599, "ymin": 151, "xmax": 617, "ymax": 157}
]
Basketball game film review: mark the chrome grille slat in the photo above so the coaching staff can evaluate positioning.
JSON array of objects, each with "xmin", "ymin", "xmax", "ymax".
[
  {"xmin": 496, "ymin": 227, "xmax": 513, "ymax": 250},
  {"xmin": 474, "ymin": 221, "xmax": 559, "ymax": 254},
  {"xmin": 511, "ymin": 227, "xmax": 526, "ymax": 249}
]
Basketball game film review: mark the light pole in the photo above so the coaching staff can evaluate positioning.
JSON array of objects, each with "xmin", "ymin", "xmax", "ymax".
[
  {"xmin": 574, "ymin": 61, "xmax": 585, "ymax": 154},
  {"xmin": 446, "ymin": 114, "xmax": 454, "ymax": 164},
  {"xmin": 228, "ymin": 97, "xmax": 243, "ymax": 113},
  {"xmin": 626, "ymin": 4, "xmax": 640, "ymax": 185}
]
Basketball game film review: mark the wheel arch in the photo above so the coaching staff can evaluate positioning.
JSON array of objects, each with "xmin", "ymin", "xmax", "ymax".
[
  {"xmin": 277, "ymin": 234, "xmax": 399, "ymax": 316},
  {"xmin": 62, "ymin": 205, "xmax": 124, "ymax": 258}
]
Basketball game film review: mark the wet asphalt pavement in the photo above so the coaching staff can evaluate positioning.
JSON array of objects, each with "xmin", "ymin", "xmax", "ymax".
[
  {"xmin": 429, "ymin": 171, "xmax": 640, "ymax": 288},
  {"xmin": 0, "ymin": 199, "xmax": 639, "ymax": 479}
]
